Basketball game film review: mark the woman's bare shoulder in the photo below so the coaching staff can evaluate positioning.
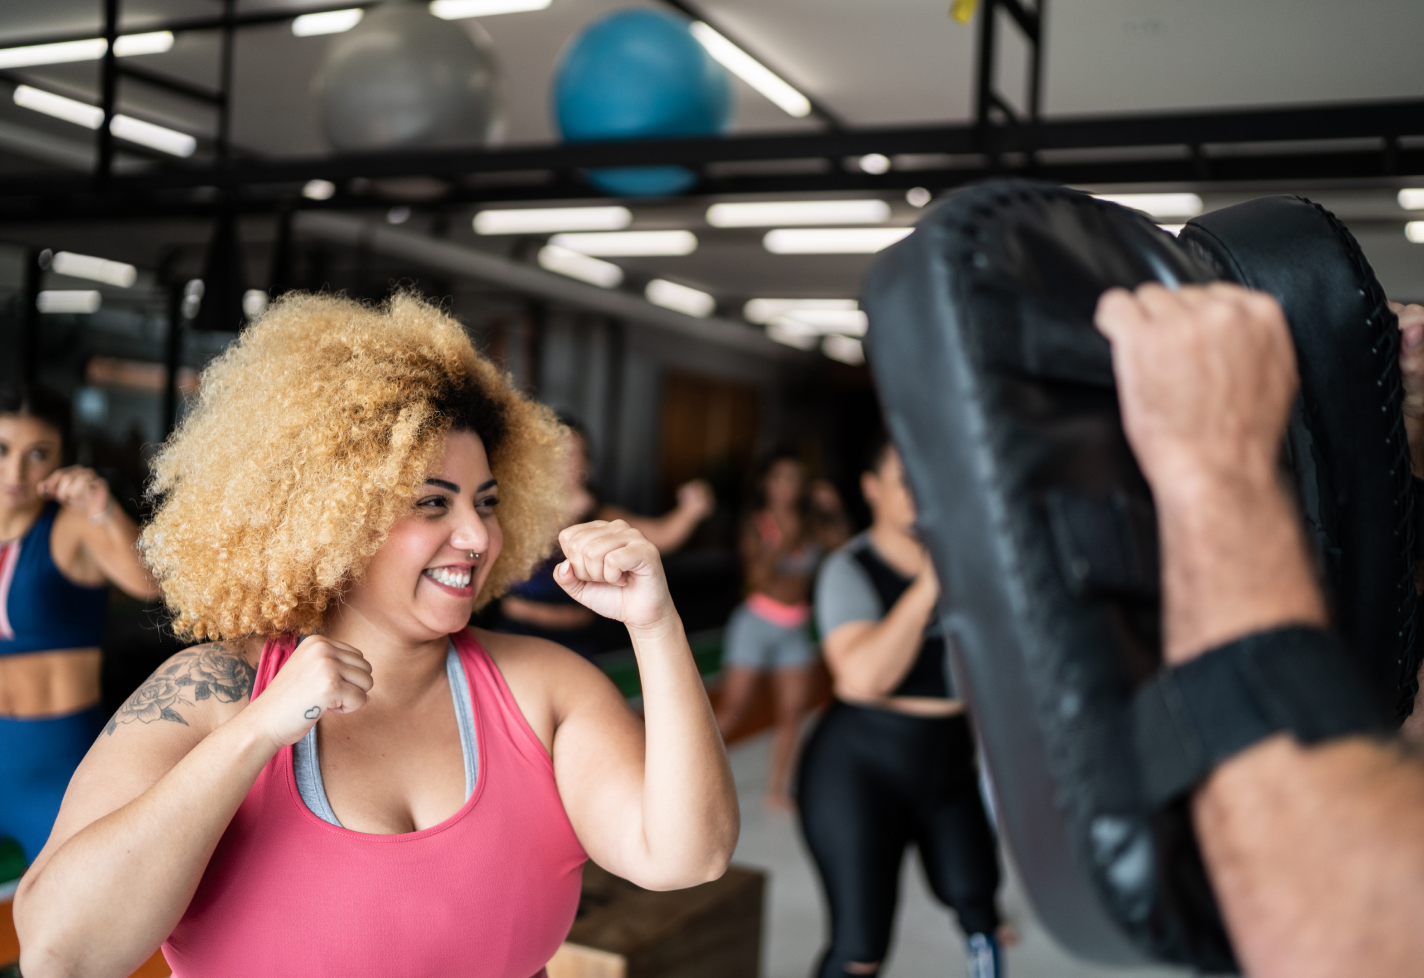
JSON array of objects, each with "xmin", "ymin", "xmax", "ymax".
[
  {"xmin": 469, "ymin": 627, "xmax": 625, "ymax": 749},
  {"xmin": 104, "ymin": 636, "xmax": 263, "ymax": 739}
]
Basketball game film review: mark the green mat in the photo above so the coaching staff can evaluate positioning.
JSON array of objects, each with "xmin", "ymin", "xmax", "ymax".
[
  {"xmin": 0, "ymin": 836, "xmax": 24, "ymax": 886},
  {"xmin": 597, "ymin": 629, "xmax": 723, "ymax": 700}
]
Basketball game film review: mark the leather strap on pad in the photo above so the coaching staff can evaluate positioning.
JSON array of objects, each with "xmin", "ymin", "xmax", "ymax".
[{"xmin": 1134, "ymin": 627, "xmax": 1383, "ymax": 807}]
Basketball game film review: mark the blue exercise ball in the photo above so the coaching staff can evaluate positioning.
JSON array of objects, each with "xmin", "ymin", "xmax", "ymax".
[{"xmin": 553, "ymin": 9, "xmax": 732, "ymax": 197}]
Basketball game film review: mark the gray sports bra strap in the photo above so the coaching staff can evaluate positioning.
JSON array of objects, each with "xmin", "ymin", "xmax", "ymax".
[{"xmin": 294, "ymin": 640, "xmax": 477, "ymax": 828}]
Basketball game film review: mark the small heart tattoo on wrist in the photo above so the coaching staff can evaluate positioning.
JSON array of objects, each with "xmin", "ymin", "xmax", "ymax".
[{"xmin": 304, "ymin": 706, "xmax": 321, "ymax": 719}]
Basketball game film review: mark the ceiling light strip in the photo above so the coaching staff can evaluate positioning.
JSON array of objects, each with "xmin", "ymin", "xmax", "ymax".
[
  {"xmin": 474, "ymin": 206, "xmax": 631, "ymax": 235},
  {"xmin": 14, "ymin": 85, "xmax": 196, "ymax": 157},
  {"xmin": 689, "ymin": 22, "xmax": 811, "ymax": 119},
  {"xmin": 0, "ymin": 31, "xmax": 173, "ymax": 69},
  {"xmin": 707, "ymin": 199, "xmax": 890, "ymax": 228},
  {"xmin": 430, "ymin": 0, "xmax": 552, "ymax": 19},
  {"xmin": 550, "ymin": 230, "xmax": 698, "ymax": 257},
  {"xmin": 762, "ymin": 227, "xmax": 913, "ymax": 255}
]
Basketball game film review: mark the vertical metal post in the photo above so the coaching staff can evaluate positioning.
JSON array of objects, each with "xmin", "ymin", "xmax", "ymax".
[
  {"xmin": 974, "ymin": 0, "xmax": 998, "ymax": 131},
  {"xmin": 96, "ymin": 0, "xmax": 120, "ymax": 184},
  {"xmin": 1028, "ymin": 0, "xmax": 1045, "ymax": 124},
  {"xmin": 21, "ymin": 248, "xmax": 44, "ymax": 385},
  {"xmin": 162, "ymin": 282, "xmax": 184, "ymax": 437},
  {"xmin": 601, "ymin": 318, "xmax": 626, "ymax": 500},
  {"xmin": 217, "ymin": 0, "xmax": 236, "ymax": 164}
]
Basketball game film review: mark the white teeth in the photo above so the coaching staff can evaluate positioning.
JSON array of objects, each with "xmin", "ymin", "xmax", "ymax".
[{"xmin": 425, "ymin": 567, "xmax": 472, "ymax": 589}]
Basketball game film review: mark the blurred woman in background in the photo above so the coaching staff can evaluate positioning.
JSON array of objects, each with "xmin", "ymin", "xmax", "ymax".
[
  {"xmin": 0, "ymin": 381, "xmax": 157, "ymax": 868},
  {"xmin": 799, "ymin": 435, "xmax": 1005, "ymax": 978},
  {"xmin": 494, "ymin": 415, "xmax": 715, "ymax": 658},
  {"xmin": 716, "ymin": 449, "xmax": 847, "ymax": 810}
]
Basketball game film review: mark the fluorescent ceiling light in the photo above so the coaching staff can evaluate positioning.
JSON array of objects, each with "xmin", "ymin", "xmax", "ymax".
[
  {"xmin": 1399, "ymin": 189, "xmax": 1424, "ymax": 211},
  {"xmin": 0, "ymin": 31, "xmax": 172, "ymax": 70},
  {"xmin": 474, "ymin": 206, "xmax": 631, "ymax": 235},
  {"xmin": 1158, "ymin": 224, "xmax": 1185, "ymax": 236},
  {"xmin": 1092, "ymin": 192, "xmax": 1204, "ymax": 220},
  {"xmin": 37, "ymin": 290, "xmax": 102, "ymax": 314},
  {"xmin": 14, "ymin": 85, "xmax": 195, "ymax": 156},
  {"xmin": 646, "ymin": 279, "xmax": 715, "ymax": 318},
  {"xmin": 14, "ymin": 86, "xmax": 103, "ymax": 129},
  {"xmin": 303, "ymin": 179, "xmax": 337, "ymax": 200},
  {"xmin": 906, "ymin": 187, "xmax": 932, "ymax": 208},
  {"xmin": 292, "ymin": 9, "xmax": 364, "ymax": 36},
  {"xmin": 430, "ymin": 0, "xmax": 552, "ymax": 18},
  {"xmin": 1407, "ymin": 221, "xmax": 1424, "ymax": 244},
  {"xmin": 706, "ymin": 199, "xmax": 890, "ymax": 228},
  {"xmin": 112, "ymin": 32, "xmax": 175, "ymax": 56},
  {"xmin": 550, "ymin": 230, "xmax": 697, "ymax": 257},
  {"xmin": 859, "ymin": 153, "xmax": 891, "ymax": 175},
  {"xmin": 822, "ymin": 335, "xmax": 865, "ymax": 365},
  {"xmin": 763, "ymin": 227, "xmax": 912, "ymax": 254},
  {"xmin": 538, "ymin": 245, "xmax": 624, "ymax": 288},
  {"xmin": 110, "ymin": 114, "xmax": 195, "ymax": 157},
  {"xmin": 765, "ymin": 319, "xmax": 819, "ymax": 350},
  {"xmin": 743, "ymin": 297, "xmax": 857, "ymax": 324},
  {"xmin": 780, "ymin": 308, "xmax": 868, "ymax": 336},
  {"xmin": 689, "ymin": 22, "xmax": 811, "ymax": 119},
  {"xmin": 242, "ymin": 289, "xmax": 269, "ymax": 319},
  {"xmin": 51, "ymin": 251, "xmax": 137, "ymax": 288}
]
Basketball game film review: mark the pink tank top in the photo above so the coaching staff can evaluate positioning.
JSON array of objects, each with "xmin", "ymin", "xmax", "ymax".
[{"xmin": 163, "ymin": 629, "xmax": 587, "ymax": 978}]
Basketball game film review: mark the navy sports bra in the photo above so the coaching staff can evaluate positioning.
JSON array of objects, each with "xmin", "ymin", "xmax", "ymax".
[{"xmin": 0, "ymin": 503, "xmax": 109, "ymax": 656}]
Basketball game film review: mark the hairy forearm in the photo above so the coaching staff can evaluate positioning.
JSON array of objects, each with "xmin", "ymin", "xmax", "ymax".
[
  {"xmin": 829, "ymin": 582, "xmax": 936, "ymax": 699},
  {"xmin": 1151, "ymin": 475, "xmax": 1424, "ymax": 976},
  {"xmin": 1193, "ymin": 736, "xmax": 1424, "ymax": 978},
  {"xmin": 16, "ymin": 716, "xmax": 276, "ymax": 978},
  {"xmin": 1156, "ymin": 470, "xmax": 1326, "ymax": 663},
  {"xmin": 625, "ymin": 615, "xmax": 737, "ymax": 889}
]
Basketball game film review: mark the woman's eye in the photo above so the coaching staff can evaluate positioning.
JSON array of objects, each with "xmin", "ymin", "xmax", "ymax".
[
  {"xmin": 417, "ymin": 496, "xmax": 449, "ymax": 511},
  {"xmin": 477, "ymin": 496, "xmax": 499, "ymax": 510}
]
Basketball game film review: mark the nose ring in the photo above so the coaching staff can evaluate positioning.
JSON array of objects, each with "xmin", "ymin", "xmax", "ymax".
[{"xmin": 469, "ymin": 550, "xmax": 480, "ymax": 560}]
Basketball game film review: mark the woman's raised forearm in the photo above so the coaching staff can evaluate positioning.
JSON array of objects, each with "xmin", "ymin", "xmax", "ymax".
[
  {"xmin": 627, "ymin": 614, "xmax": 738, "ymax": 889},
  {"xmin": 16, "ymin": 714, "xmax": 278, "ymax": 978},
  {"xmin": 827, "ymin": 575, "xmax": 937, "ymax": 699}
]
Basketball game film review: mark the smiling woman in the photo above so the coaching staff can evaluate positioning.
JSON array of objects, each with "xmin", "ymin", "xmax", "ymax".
[{"xmin": 12, "ymin": 293, "xmax": 738, "ymax": 978}]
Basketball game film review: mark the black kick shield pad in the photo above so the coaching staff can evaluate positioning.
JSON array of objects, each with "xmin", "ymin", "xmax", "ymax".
[
  {"xmin": 862, "ymin": 181, "xmax": 1420, "ymax": 969},
  {"xmin": 1179, "ymin": 196, "xmax": 1420, "ymax": 721},
  {"xmin": 861, "ymin": 181, "xmax": 1232, "ymax": 970}
]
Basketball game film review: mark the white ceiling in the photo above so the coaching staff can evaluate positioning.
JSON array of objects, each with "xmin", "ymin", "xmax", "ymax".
[{"xmin": 0, "ymin": 1, "xmax": 1421, "ymax": 330}]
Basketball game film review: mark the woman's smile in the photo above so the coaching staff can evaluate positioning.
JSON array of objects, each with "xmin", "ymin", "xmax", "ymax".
[{"xmin": 423, "ymin": 564, "xmax": 475, "ymax": 596}]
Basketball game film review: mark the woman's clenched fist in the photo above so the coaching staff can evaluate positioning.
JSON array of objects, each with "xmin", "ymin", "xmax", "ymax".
[
  {"xmin": 554, "ymin": 520, "xmax": 676, "ymax": 632},
  {"xmin": 242, "ymin": 635, "xmax": 374, "ymax": 750}
]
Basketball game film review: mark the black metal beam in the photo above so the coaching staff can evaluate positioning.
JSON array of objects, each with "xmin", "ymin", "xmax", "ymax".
[
  {"xmin": 96, "ymin": 0, "xmax": 119, "ymax": 185},
  {"xmin": 117, "ymin": 63, "xmax": 224, "ymax": 105},
  {"xmin": 0, "ymin": 99, "xmax": 1419, "ymax": 222}
]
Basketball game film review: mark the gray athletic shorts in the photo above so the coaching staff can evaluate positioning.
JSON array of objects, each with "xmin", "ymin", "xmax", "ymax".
[{"xmin": 722, "ymin": 601, "xmax": 816, "ymax": 670}]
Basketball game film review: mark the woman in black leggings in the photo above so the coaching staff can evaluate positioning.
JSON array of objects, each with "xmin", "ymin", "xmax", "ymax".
[{"xmin": 798, "ymin": 436, "xmax": 1004, "ymax": 978}]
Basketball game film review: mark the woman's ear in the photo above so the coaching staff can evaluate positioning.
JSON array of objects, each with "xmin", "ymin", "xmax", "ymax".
[{"xmin": 861, "ymin": 470, "xmax": 880, "ymax": 510}]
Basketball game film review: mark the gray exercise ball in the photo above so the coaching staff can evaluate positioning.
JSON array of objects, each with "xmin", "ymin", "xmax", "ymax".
[{"xmin": 313, "ymin": 0, "xmax": 501, "ymax": 151}]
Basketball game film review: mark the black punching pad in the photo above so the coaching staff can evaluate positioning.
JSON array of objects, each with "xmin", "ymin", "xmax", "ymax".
[
  {"xmin": 1178, "ymin": 197, "xmax": 1419, "ymax": 721},
  {"xmin": 861, "ymin": 181, "xmax": 1233, "ymax": 970}
]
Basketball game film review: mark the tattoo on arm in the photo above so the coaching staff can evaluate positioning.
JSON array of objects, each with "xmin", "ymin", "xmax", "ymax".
[{"xmin": 105, "ymin": 643, "xmax": 257, "ymax": 736}]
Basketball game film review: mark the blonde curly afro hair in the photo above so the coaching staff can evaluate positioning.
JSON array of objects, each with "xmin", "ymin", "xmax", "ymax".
[{"xmin": 141, "ymin": 292, "xmax": 566, "ymax": 640}]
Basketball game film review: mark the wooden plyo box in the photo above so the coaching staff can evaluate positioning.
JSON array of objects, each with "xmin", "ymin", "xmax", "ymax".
[{"xmin": 546, "ymin": 863, "xmax": 764, "ymax": 978}]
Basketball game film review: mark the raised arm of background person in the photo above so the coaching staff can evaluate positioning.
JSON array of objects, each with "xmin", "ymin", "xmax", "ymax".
[
  {"xmin": 14, "ymin": 637, "xmax": 372, "ymax": 978},
  {"xmin": 822, "ymin": 563, "xmax": 937, "ymax": 701},
  {"xmin": 499, "ymin": 519, "xmax": 737, "ymax": 891},
  {"xmin": 1391, "ymin": 301, "xmax": 1424, "ymax": 743},
  {"xmin": 1097, "ymin": 283, "xmax": 1424, "ymax": 978},
  {"xmin": 42, "ymin": 465, "xmax": 159, "ymax": 600},
  {"xmin": 1393, "ymin": 301, "xmax": 1424, "ymax": 478},
  {"xmin": 598, "ymin": 479, "xmax": 715, "ymax": 555}
]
